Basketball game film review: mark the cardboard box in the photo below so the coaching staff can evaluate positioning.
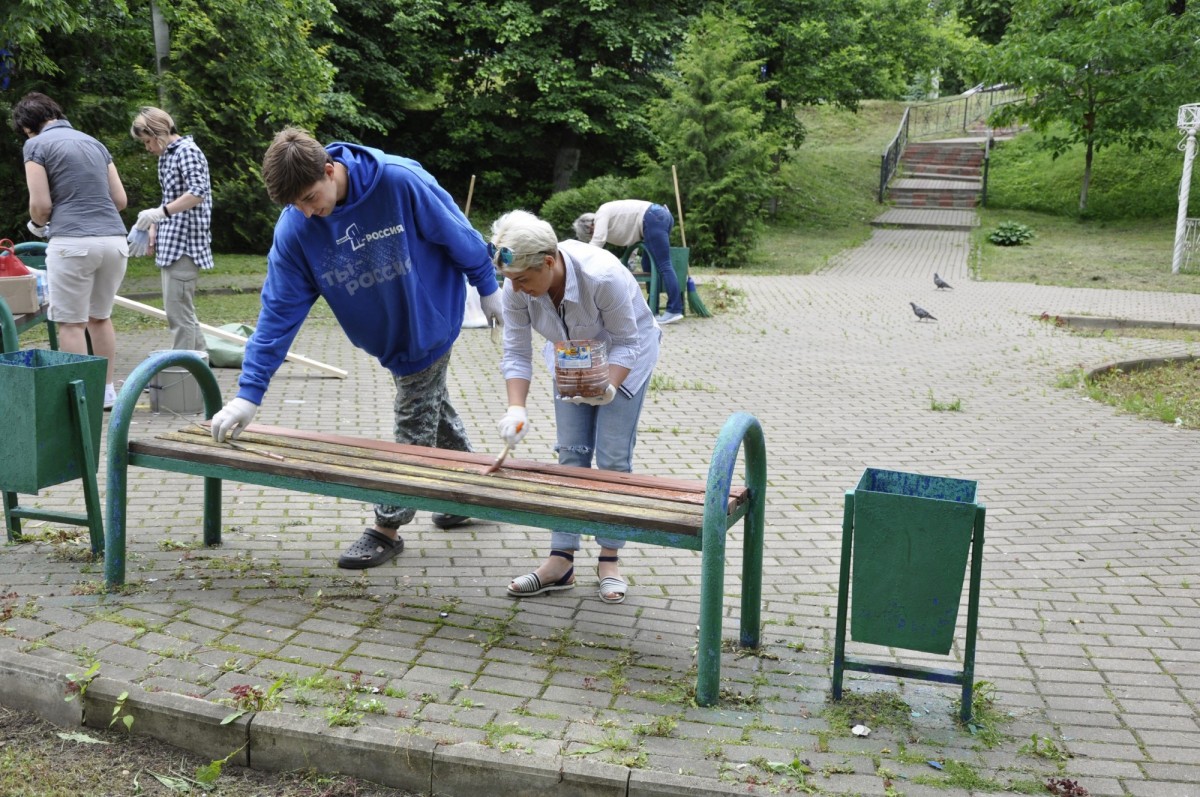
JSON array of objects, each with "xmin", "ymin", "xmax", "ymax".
[{"xmin": 0, "ymin": 274, "xmax": 39, "ymax": 315}]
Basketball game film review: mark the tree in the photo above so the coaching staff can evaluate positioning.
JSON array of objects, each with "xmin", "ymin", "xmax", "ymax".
[
  {"xmin": 313, "ymin": 0, "xmax": 447, "ymax": 147},
  {"xmin": 427, "ymin": 0, "xmax": 687, "ymax": 210},
  {"xmin": 0, "ymin": 1, "xmax": 152, "ymax": 235},
  {"xmin": 986, "ymin": 0, "xmax": 1200, "ymax": 211},
  {"xmin": 649, "ymin": 13, "xmax": 784, "ymax": 267},
  {"xmin": 156, "ymin": 0, "xmax": 336, "ymax": 250}
]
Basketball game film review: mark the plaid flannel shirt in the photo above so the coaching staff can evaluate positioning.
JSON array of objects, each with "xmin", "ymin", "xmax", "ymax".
[{"xmin": 155, "ymin": 135, "xmax": 214, "ymax": 270}]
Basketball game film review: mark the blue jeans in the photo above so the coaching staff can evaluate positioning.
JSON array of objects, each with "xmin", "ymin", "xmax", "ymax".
[
  {"xmin": 642, "ymin": 204, "xmax": 683, "ymax": 316},
  {"xmin": 548, "ymin": 379, "xmax": 650, "ymax": 552}
]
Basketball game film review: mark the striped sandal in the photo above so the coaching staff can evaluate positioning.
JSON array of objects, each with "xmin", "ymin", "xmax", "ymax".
[
  {"xmin": 507, "ymin": 550, "xmax": 575, "ymax": 597},
  {"xmin": 598, "ymin": 555, "xmax": 627, "ymax": 604}
]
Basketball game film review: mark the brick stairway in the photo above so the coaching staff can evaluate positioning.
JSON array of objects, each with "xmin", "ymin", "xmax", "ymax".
[
  {"xmin": 887, "ymin": 141, "xmax": 984, "ymax": 209},
  {"xmin": 872, "ymin": 138, "xmax": 987, "ymax": 232}
]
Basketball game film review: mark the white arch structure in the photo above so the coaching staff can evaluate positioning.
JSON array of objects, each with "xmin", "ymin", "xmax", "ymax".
[{"xmin": 1172, "ymin": 103, "xmax": 1200, "ymax": 274}]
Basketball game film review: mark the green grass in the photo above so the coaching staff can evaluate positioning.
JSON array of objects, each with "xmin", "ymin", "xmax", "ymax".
[
  {"xmin": 973, "ymin": 209, "xmax": 1200, "ymax": 294},
  {"xmin": 986, "ymin": 125, "xmax": 1199, "ymax": 220},
  {"xmin": 744, "ymin": 100, "xmax": 903, "ymax": 273},
  {"xmin": 1082, "ymin": 358, "xmax": 1200, "ymax": 429}
]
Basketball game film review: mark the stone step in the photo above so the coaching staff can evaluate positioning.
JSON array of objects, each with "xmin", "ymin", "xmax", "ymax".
[{"xmin": 871, "ymin": 207, "xmax": 978, "ymax": 230}]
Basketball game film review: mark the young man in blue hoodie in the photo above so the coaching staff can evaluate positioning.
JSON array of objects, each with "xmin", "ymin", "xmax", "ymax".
[{"xmin": 211, "ymin": 127, "xmax": 501, "ymax": 569}]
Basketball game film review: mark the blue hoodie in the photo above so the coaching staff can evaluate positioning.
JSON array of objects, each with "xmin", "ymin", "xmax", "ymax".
[{"xmin": 237, "ymin": 143, "xmax": 498, "ymax": 404}]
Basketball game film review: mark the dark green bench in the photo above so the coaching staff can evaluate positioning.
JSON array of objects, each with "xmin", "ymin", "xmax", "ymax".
[{"xmin": 104, "ymin": 351, "xmax": 768, "ymax": 706}]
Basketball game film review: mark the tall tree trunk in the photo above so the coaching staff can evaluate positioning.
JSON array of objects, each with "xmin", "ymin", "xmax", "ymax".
[
  {"xmin": 1079, "ymin": 137, "xmax": 1094, "ymax": 212},
  {"xmin": 552, "ymin": 134, "xmax": 580, "ymax": 193},
  {"xmin": 151, "ymin": 1, "xmax": 170, "ymax": 106}
]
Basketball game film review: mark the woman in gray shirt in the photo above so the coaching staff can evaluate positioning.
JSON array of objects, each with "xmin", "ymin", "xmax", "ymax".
[{"xmin": 14, "ymin": 92, "xmax": 129, "ymax": 409}]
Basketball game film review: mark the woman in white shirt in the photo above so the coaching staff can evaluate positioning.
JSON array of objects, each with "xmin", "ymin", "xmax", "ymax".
[{"xmin": 492, "ymin": 210, "xmax": 661, "ymax": 604}]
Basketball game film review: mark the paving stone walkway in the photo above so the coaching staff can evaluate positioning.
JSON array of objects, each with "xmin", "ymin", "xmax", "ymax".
[{"xmin": 2, "ymin": 240, "xmax": 1199, "ymax": 795}]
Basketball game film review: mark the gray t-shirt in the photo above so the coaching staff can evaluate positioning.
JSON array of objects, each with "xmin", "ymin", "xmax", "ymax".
[{"xmin": 23, "ymin": 120, "xmax": 126, "ymax": 239}]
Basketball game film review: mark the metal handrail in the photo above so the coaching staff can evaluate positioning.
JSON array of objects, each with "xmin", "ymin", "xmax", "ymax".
[
  {"xmin": 878, "ymin": 84, "xmax": 1025, "ymax": 203},
  {"xmin": 879, "ymin": 107, "xmax": 910, "ymax": 203}
]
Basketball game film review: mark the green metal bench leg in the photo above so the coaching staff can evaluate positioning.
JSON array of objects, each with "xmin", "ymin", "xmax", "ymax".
[
  {"xmin": 695, "ymin": 412, "xmax": 767, "ymax": 707},
  {"xmin": 106, "ymin": 351, "xmax": 225, "ymax": 587}
]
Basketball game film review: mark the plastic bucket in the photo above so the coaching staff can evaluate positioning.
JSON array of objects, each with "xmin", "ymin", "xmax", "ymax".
[{"xmin": 149, "ymin": 350, "xmax": 208, "ymax": 415}]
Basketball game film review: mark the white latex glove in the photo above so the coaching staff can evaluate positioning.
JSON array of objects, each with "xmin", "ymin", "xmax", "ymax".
[
  {"xmin": 134, "ymin": 206, "xmax": 167, "ymax": 231},
  {"xmin": 497, "ymin": 405, "xmax": 529, "ymax": 446},
  {"xmin": 480, "ymin": 289, "xmax": 504, "ymax": 328},
  {"xmin": 211, "ymin": 397, "xmax": 258, "ymax": 442},
  {"xmin": 562, "ymin": 384, "xmax": 617, "ymax": 406},
  {"xmin": 127, "ymin": 227, "xmax": 149, "ymax": 258},
  {"xmin": 26, "ymin": 219, "xmax": 48, "ymax": 238}
]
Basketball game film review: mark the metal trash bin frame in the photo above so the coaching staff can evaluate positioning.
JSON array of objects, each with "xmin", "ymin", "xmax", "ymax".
[
  {"xmin": 0, "ymin": 348, "xmax": 106, "ymax": 550},
  {"xmin": 832, "ymin": 467, "xmax": 987, "ymax": 722}
]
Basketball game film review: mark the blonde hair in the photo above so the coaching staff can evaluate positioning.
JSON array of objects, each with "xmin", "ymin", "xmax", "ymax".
[
  {"xmin": 130, "ymin": 106, "xmax": 177, "ymax": 142},
  {"xmin": 490, "ymin": 210, "xmax": 558, "ymax": 274}
]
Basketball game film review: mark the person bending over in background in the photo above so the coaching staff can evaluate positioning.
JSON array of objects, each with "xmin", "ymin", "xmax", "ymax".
[
  {"xmin": 574, "ymin": 199, "xmax": 683, "ymax": 325},
  {"xmin": 131, "ymin": 107, "xmax": 212, "ymax": 354},
  {"xmin": 210, "ymin": 127, "xmax": 502, "ymax": 570},
  {"xmin": 492, "ymin": 209, "xmax": 660, "ymax": 604},
  {"xmin": 14, "ymin": 92, "xmax": 128, "ymax": 409}
]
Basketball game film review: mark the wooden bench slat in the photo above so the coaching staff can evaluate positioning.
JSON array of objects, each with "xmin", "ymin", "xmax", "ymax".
[
  {"xmin": 154, "ymin": 431, "xmax": 711, "ymax": 518},
  {"xmin": 201, "ymin": 423, "xmax": 729, "ymax": 495},
  {"xmin": 131, "ymin": 438, "xmax": 708, "ymax": 536},
  {"xmin": 165, "ymin": 427, "xmax": 749, "ymax": 513}
]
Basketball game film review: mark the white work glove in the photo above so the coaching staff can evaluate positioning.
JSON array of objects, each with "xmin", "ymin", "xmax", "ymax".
[
  {"xmin": 127, "ymin": 227, "xmax": 150, "ymax": 258},
  {"xmin": 562, "ymin": 385, "xmax": 617, "ymax": 406},
  {"xmin": 211, "ymin": 397, "xmax": 259, "ymax": 442},
  {"xmin": 26, "ymin": 219, "xmax": 48, "ymax": 238},
  {"xmin": 134, "ymin": 206, "xmax": 168, "ymax": 231},
  {"xmin": 497, "ymin": 405, "xmax": 529, "ymax": 446},
  {"xmin": 480, "ymin": 289, "xmax": 504, "ymax": 328}
]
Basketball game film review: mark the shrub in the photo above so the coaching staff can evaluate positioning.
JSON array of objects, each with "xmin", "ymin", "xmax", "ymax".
[{"xmin": 988, "ymin": 221, "xmax": 1034, "ymax": 246}]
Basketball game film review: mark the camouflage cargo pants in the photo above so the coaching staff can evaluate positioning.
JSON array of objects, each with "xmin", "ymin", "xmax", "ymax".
[{"xmin": 373, "ymin": 351, "xmax": 474, "ymax": 528}]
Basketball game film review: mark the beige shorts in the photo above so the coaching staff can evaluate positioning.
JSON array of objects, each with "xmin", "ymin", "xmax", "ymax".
[{"xmin": 46, "ymin": 236, "xmax": 129, "ymax": 323}]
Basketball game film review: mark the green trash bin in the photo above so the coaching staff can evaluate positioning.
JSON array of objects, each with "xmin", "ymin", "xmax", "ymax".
[
  {"xmin": 0, "ymin": 349, "xmax": 106, "ymax": 493},
  {"xmin": 832, "ymin": 466, "xmax": 987, "ymax": 721},
  {"xmin": 850, "ymin": 467, "xmax": 977, "ymax": 655}
]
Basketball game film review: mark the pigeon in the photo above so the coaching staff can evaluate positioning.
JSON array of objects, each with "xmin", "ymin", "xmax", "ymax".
[
  {"xmin": 910, "ymin": 302, "xmax": 937, "ymax": 321},
  {"xmin": 933, "ymin": 273, "xmax": 953, "ymax": 290}
]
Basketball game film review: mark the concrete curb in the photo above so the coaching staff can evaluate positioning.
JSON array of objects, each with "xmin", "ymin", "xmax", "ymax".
[
  {"xmin": 0, "ymin": 650, "xmax": 747, "ymax": 796},
  {"xmin": 0, "ymin": 647, "xmax": 81, "ymax": 728}
]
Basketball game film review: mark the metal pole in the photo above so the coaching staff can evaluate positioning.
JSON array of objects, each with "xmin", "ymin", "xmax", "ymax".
[{"xmin": 1173, "ymin": 130, "xmax": 1196, "ymax": 275}]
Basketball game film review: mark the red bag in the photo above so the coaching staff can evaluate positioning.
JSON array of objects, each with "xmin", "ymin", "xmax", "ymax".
[{"xmin": 0, "ymin": 239, "xmax": 31, "ymax": 277}]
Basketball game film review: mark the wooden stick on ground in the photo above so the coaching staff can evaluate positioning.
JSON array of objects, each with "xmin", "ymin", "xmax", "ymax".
[{"xmin": 112, "ymin": 295, "xmax": 348, "ymax": 378}]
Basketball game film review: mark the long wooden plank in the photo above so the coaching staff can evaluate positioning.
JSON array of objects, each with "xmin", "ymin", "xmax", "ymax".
[
  {"xmin": 202, "ymin": 423, "xmax": 722, "ymax": 495},
  {"xmin": 152, "ymin": 430, "xmax": 702, "ymax": 517},
  {"xmin": 162, "ymin": 427, "xmax": 737, "ymax": 510},
  {"xmin": 130, "ymin": 438, "xmax": 706, "ymax": 535},
  {"xmin": 172, "ymin": 422, "xmax": 744, "ymax": 511},
  {"xmin": 113, "ymin": 295, "xmax": 348, "ymax": 378}
]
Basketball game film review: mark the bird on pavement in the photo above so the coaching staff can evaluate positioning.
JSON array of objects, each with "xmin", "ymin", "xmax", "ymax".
[
  {"xmin": 933, "ymin": 273, "xmax": 953, "ymax": 290},
  {"xmin": 910, "ymin": 302, "xmax": 937, "ymax": 321}
]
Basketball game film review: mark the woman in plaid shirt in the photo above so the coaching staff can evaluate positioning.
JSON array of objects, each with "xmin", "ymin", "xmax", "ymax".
[{"xmin": 130, "ymin": 107, "xmax": 213, "ymax": 354}]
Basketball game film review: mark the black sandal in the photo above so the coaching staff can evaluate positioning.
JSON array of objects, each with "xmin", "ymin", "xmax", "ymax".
[
  {"xmin": 338, "ymin": 528, "xmax": 404, "ymax": 570},
  {"xmin": 507, "ymin": 550, "xmax": 575, "ymax": 597}
]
